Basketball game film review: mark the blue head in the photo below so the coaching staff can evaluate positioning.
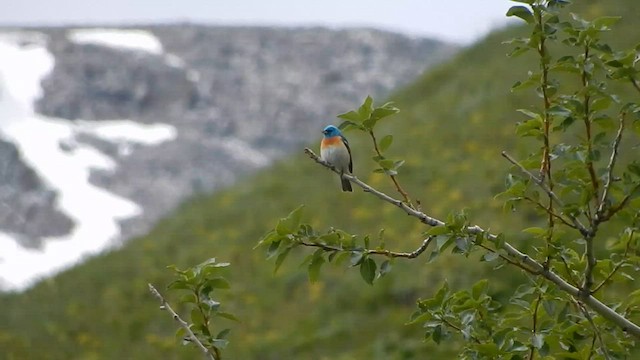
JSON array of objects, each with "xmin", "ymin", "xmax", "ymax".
[{"xmin": 322, "ymin": 125, "xmax": 341, "ymax": 138}]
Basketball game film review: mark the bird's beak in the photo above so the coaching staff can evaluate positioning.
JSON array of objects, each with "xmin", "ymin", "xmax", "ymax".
[{"xmin": 322, "ymin": 130, "xmax": 327, "ymax": 135}]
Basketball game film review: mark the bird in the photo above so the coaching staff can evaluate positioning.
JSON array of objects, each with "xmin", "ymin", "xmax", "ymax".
[{"xmin": 320, "ymin": 125, "xmax": 353, "ymax": 192}]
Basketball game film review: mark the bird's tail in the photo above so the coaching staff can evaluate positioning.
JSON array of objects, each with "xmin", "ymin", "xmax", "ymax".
[{"xmin": 341, "ymin": 176, "xmax": 353, "ymax": 192}]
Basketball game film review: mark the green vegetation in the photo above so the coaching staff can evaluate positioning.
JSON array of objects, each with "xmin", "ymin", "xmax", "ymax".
[{"xmin": 2, "ymin": 1, "xmax": 640, "ymax": 358}]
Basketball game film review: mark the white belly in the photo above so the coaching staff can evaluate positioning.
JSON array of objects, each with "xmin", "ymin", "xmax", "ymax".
[{"xmin": 321, "ymin": 145, "xmax": 350, "ymax": 173}]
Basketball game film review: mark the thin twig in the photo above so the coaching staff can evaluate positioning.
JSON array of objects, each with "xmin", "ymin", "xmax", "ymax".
[
  {"xmin": 573, "ymin": 298, "xmax": 611, "ymax": 360},
  {"xmin": 148, "ymin": 283, "xmax": 217, "ymax": 360},
  {"xmin": 368, "ymin": 130, "xmax": 415, "ymax": 209},
  {"xmin": 580, "ymin": 44, "xmax": 600, "ymax": 211},
  {"xmin": 438, "ymin": 316, "xmax": 482, "ymax": 344},
  {"xmin": 523, "ymin": 195, "xmax": 577, "ymax": 229},
  {"xmin": 601, "ymin": 182, "xmax": 640, "ymax": 221},
  {"xmin": 536, "ymin": 9, "xmax": 552, "ymax": 183},
  {"xmin": 528, "ymin": 294, "xmax": 543, "ymax": 360},
  {"xmin": 596, "ymin": 113, "xmax": 625, "ymax": 222},
  {"xmin": 592, "ymin": 229, "xmax": 634, "ymax": 294},
  {"xmin": 559, "ymin": 255, "xmax": 581, "ymax": 288},
  {"xmin": 299, "ymin": 237, "xmax": 433, "ymax": 259},
  {"xmin": 305, "ymin": 147, "xmax": 640, "ymax": 338},
  {"xmin": 583, "ymin": 233, "xmax": 597, "ymax": 293},
  {"xmin": 631, "ymin": 77, "xmax": 640, "ymax": 95},
  {"xmin": 501, "ymin": 151, "xmax": 590, "ymax": 237}
]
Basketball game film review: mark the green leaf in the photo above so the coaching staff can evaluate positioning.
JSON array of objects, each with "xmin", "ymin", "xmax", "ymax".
[
  {"xmin": 378, "ymin": 135, "xmax": 393, "ymax": 153},
  {"xmin": 217, "ymin": 311, "xmax": 240, "ymax": 322},
  {"xmin": 591, "ymin": 97, "xmax": 612, "ymax": 111},
  {"xmin": 337, "ymin": 110, "xmax": 361, "ymax": 122},
  {"xmin": 358, "ymin": 96, "xmax": 374, "ymax": 121},
  {"xmin": 379, "ymin": 260, "xmax": 392, "ymax": 277},
  {"xmin": 522, "ymin": 227, "xmax": 547, "ymax": 236},
  {"xmin": 275, "ymin": 207, "xmax": 301, "ymax": 235},
  {"xmin": 483, "ymin": 252, "xmax": 500, "ymax": 262},
  {"xmin": 472, "ymin": 279, "xmax": 489, "ymax": 300},
  {"xmin": 190, "ymin": 308, "xmax": 205, "ymax": 328},
  {"xmin": 256, "ymin": 230, "xmax": 281, "ymax": 248},
  {"xmin": 592, "ymin": 16, "xmax": 621, "ymax": 30},
  {"xmin": 507, "ymin": 6, "xmax": 534, "ymax": 24},
  {"xmin": 308, "ymin": 251, "xmax": 325, "ymax": 283},
  {"xmin": 216, "ymin": 328, "xmax": 231, "ymax": 339},
  {"xmin": 203, "ymin": 277, "xmax": 230, "ymax": 290},
  {"xmin": 532, "ymin": 333, "xmax": 545, "ymax": 349},
  {"xmin": 167, "ymin": 280, "xmax": 191, "ymax": 291},
  {"xmin": 211, "ymin": 338, "xmax": 229, "ymax": 349},
  {"xmin": 267, "ymin": 240, "xmax": 281, "ymax": 259},
  {"xmin": 360, "ymin": 257, "xmax": 377, "ymax": 285},
  {"xmin": 371, "ymin": 104, "xmax": 400, "ymax": 121}
]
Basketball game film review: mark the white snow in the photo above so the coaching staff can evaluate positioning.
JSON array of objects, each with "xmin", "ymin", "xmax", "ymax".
[
  {"xmin": 67, "ymin": 28, "xmax": 163, "ymax": 54},
  {"xmin": 0, "ymin": 32, "xmax": 176, "ymax": 291},
  {"xmin": 219, "ymin": 137, "xmax": 270, "ymax": 167},
  {"xmin": 75, "ymin": 120, "xmax": 176, "ymax": 145}
]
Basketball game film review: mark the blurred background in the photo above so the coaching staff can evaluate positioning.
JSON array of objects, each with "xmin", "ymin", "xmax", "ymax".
[
  {"xmin": 0, "ymin": 0, "xmax": 511, "ymax": 292},
  {"xmin": 2, "ymin": 0, "xmax": 635, "ymax": 359}
]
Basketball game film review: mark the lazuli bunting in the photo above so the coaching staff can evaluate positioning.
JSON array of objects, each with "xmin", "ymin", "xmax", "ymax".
[{"xmin": 320, "ymin": 125, "xmax": 353, "ymax": 192}]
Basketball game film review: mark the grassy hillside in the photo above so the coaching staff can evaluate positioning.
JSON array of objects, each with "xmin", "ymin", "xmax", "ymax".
[{"xmin": 2, "ymin": 1, "xmax": 639, "ymax": 358}]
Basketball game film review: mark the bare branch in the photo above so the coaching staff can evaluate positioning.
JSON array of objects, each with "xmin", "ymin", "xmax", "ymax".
[
  {"xmin": 501, "ymin": 151, "xmax": 591, "ymax": 237},
  {"xmin": 148, "ymin": 283, "xmax": 217, "ymax": 360},
  {"xmin": 305, "ymin": 147, "xmax": 640, "ymax": 338}
]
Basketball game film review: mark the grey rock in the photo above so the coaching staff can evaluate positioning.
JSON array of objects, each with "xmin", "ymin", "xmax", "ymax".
[{"xmin": 0, "ymin": 137, "xmax": 73, "ymax": 247}]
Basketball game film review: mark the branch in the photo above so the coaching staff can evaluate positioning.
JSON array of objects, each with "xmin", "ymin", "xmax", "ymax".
[
  {"xmin": 631, "ymin": 77, "xmax": 640, "ymax": 95},
  {"xmin": 580, "ymin": 44, "xmax": 600, "ymax": 210},
  {"xmin": 596, "ymin": 114, "xmax": 625, "ymax": 222},
  {"xmin": 300, "ymin": 236, "xmax": 433, "ymax": 259},
  {"xmin": 305, "ymin": 148, "xmax": 440, "ymax": 227},
  {"xmin": 592, "ymin": 229, "xmax": 633, "ymax": 294},
  {"xmin": 368, "ymin": 130, "xmax": 415, "ymax": 208},
  {"xmin": 573, "ymin": 298, "xmax": 611, "ymax": 360},
  {"xmin": 523, "ymin": 195, "xmax": 577, "ymax": 229},
  {"xmin": 602, "ymin": 183, "xmax": 640, "ymax": 221},
  {"xmin": 528, "ymin": 294, "xmax": 542, "ymax": 360},
  {"xmin": 305, "ymin": 147, "xmax": 640, "ymax": 338},
  {"xmin": 148, "ymin": 283, "xmax": 217, "ymax": 360},
  {"xmin": 439, "ymin": 316, "xmax": 482, "ymax": 344},
  {"xmin": 501, "ymin": 151, "xmax": 591, "ymax": 237}
]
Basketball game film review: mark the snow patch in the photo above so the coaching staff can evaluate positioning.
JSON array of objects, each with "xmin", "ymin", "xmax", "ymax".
[
  {"xmin": 75, "ymin": 120, "xmax": 177, "ymax": 146},
  {"xmin": 0, "ymin": 32, "xmax": 176, "ymax": 291},
  {"xmin": 219, "ymin": 137, "xmax": 270, "ymax": 167},
  {"xmin": 67, "ymin": 28, "xmax": 163, "ymax": 54}
]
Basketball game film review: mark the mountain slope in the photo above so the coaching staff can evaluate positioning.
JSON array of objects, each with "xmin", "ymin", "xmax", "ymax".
[
  {"xmin": 0, "ymin": 26, "xmax": 454, "ymax": 290},
  {"xmin": 1, "ymin": 1, "xmax": 639, "ymax": 358}
]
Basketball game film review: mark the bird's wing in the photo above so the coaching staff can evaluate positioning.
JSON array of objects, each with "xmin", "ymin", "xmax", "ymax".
[{"xmin": 341, "ymin": 135, "xmax": 353, "ymax": 173}]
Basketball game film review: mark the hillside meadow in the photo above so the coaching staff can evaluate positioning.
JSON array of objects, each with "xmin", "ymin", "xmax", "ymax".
[{"xmin": 1, "ymin": 1, "xmax": 639, "ymax": 358}]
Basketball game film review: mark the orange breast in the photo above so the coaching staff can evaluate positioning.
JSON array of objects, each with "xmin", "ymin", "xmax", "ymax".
[{"xmin": 321, "ymin": 136, "xmax": 343, "ymax": 147}]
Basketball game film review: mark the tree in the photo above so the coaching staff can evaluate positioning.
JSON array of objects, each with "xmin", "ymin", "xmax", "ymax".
[{"xmin": 154, "ymin": 1, "xmax": 640, "ymax": 358}]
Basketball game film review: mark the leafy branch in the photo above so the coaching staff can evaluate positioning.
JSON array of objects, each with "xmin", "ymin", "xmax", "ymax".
[
  {"xmin": 149, "ymin": 258, "xmax": 237, "ymax": 359},
  {"xmin": 300, "ymin": 144, "xmax": 640, "ymax": 337},
  {"xmin": 148, "ymin": 283, "xmax": 217, "ymax": 360}
]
